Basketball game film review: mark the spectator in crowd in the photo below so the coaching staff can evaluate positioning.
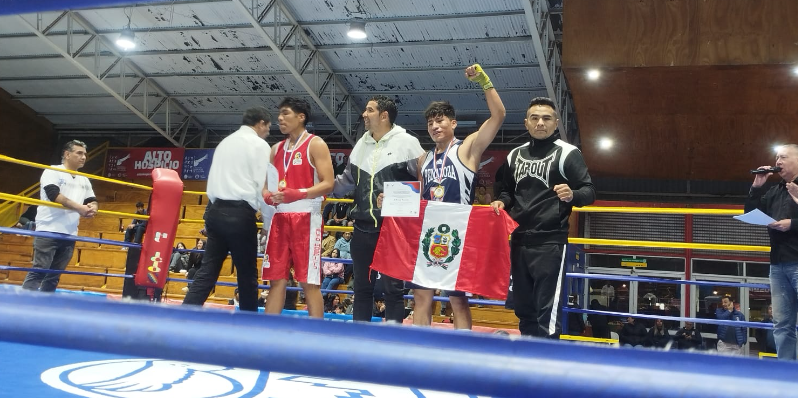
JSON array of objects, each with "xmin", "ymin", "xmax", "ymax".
[
  {"xmin": 647, "ymin": 318, "xmax": 672, "ymax": 348},
  {"xmin": 334, "ymin": 304, "xmax": 346, "ymax": 314},
  {"xmin": 619, "ymin": 317, "xmax": 647, "ymax": 348},
  {"xmin": 324, "ymin": 293, "xmax": 340, "ymax": 313},
  {"xmin": 566, "ymin": 295, "xmax": 585, "ymax": 336},
  {"xmin": 756, "ymin": 304, "xmax": 777, "ymax": 354},
  {"xmin": 185, "ymin": 239, "xmax": 206, "ymax": 280},
  {"xmin": 228, "ymin": 288, "xmax": 240, "ymax": 306},
  {"xmin": 588, "ymin": 299, "xmax": 610, "ymax": 339},
  {"xmin": 674, "ymin": 321, "xmax": 704, "ymax": 350},
  {"xmin": 474, "ymin": 185, "xmax": 492, "ymax": 205},
  {"xmin": 334, "ymin": 231, "xmax": 352, "ymax": 260},
  {"xmin": 321, "ymin": 231, "xmax": 337, "ymax": 257},
  {"xmin": 716, "ymin": 296, "xmax": 747, "ymax": 355},
  {"xmin": 23, "ymin": 140, "xmax": 97, "ymax": 292},
  {"xmin": 342, "ymin": 297, "xmax": 353, "ymax": 315},
  {"xmin": 373, "ymin": 298, "xmax": 386, "ymax": 319},
  {"xmin": 14, "ymin": 205, "xmax": 37, "ymax": 230},
  {"xmin": 169, "ymin": 242, "xmax": 189, "ymax": 273},
  {"xmin": 321, "ymin": 248, "xmax": 346, "ymax": 291},
  {"xmin": 123, "ymin": 201, "xmax": 148, "ymax": 244},
  {"xmin": 326, "ymin": 199, "xmax": 352, "ymax": 226}
]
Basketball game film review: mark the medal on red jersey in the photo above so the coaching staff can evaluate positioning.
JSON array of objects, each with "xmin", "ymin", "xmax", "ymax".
[{"xmin": 280, "ymin": 131, "xmax": 307, "ymax": 191}]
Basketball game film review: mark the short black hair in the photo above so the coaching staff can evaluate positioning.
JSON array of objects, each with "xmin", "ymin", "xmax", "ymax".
[
  {"xmin": 242, "ymin": 106, "xmax": 271, "ymax": 127},
  {"xmin": 368, "ymin": 95, "xmax": 398, "ymax": 125},
  {"xmin": 424, "ymin": 101, "xmax": 456, "ymax": 121},
  {"xmin": 528, "ymin": 97, "xmax": 559, "ymax": 118},
  {"xmin": 135, "ymin": 201, "xmax": 144, "ymax": 208},
  {"xmin": 279, "ymin": 97, "xmax": 312, "ymax": 127}
]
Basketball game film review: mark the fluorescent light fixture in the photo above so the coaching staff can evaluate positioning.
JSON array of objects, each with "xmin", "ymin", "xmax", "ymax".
[
  {"xmin": 598, "ymin": 137, "xmax": 613, "ymax": 150},
  {"xmin": 347, "ymin": 19, "xmax": 367, "ymax": 39},
  {"xmin": 458, "ymin": 120, "xmax": 477, "ymax": 126},
  {"xmin": 793, "ymin": 66, "xmax": 798, "ymax": 76},
  {"xmin": 116, "ymin": 28, "xmax": 136, "ymax": 50},
  {"xmin": 587, "ymin": 69, "xmax": 600, "ymax": 80}
]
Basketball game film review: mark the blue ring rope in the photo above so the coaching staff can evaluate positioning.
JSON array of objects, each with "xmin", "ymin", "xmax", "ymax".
[{"xmin": 1, "ymin": 285, "xmax": 797, "ymax": 397}]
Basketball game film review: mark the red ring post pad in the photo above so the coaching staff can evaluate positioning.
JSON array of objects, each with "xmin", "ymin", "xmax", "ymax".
[{"xmin": 134, "ymin": 168, "xmax": 182, "ymax": 288}]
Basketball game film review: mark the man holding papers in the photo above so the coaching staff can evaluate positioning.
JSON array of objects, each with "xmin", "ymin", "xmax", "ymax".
[{"xmin": 745, "ymin": 144, "xmax": 798, "ymax": 360}]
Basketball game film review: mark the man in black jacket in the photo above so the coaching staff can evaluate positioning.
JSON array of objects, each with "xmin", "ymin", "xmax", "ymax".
[
  {"xmin": 746, "ymin": 144, "xmax": 798, "ymax": 360},
  {"xmin": 673, "ymin": 321, "xmax": 703, "ymax": 350},
  {"xmin": 491, "ymin": 97, "xmax": 595, "ymax": 338}
]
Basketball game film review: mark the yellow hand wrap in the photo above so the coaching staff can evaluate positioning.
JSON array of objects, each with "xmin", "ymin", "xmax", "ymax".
[{"xmin": 467, "ymin": 64, "xmax": 494, "ymax": 91}]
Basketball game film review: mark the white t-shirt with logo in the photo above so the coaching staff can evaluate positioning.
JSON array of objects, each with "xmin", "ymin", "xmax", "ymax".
[{"xmin": 37, "ymin": 164, "xmax": 96, "ymax": 235}]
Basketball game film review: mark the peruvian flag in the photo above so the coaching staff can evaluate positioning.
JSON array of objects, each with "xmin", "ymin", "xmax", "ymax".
[{"xmin": 372, "ymin": 201, "xmax": 518, "ymax": 299}]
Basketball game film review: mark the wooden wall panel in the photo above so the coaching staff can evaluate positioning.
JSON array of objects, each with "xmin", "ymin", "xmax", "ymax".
[
  {"xmin": 564, "ymin": 0, "xmax": 798, "ymax": 68},
  {"xmin": 0, "ymin": 88, "xmax": 55, "ymax": 195},
  {"xmin": 568, "ymin": 65, "xmax": 798, "ymax": 181}
]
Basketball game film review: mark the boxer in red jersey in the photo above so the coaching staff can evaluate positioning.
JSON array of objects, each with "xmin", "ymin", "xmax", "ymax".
[{"xmin": 262, "ymin": 97, "xmax": 334, "ymax": 318}]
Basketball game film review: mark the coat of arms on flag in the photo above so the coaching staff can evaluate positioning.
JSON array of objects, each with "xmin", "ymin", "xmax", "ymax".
[
  {"xmin": 371, "ymin": 200, "xmax": 518, "ymax": 299},
  {"xmin": 423, "ymin": 224, "xmax": 461, "ymax": 269}
]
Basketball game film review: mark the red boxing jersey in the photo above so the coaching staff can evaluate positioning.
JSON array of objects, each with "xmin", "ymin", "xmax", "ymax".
[{"xmin": 273, "ymin": 132, "xmax": 318, "ymax": 190}]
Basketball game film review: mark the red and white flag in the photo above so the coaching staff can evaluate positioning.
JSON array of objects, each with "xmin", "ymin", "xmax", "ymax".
[{"xmin": 372, "ymin": 201, "xmax": 518, "ymax": 299}]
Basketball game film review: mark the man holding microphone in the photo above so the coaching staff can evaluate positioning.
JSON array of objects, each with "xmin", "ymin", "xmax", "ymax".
[{"xmin": 745, "ymin": 144, "xmax": 798, "ymax": 360}]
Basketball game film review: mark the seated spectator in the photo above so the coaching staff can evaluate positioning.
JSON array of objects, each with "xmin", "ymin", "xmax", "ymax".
[
  {"xmin": 334, "ymin": 231, "xmax": 352, "ymax": 260},
  {"xmin": 619, "ymin": 317, "xmax": 647, "ymax": 347},
  {"xmin": 334, "ymin": 304, "xmax": 345, "ymax": 314},
  {"xmin": 343, "ymin": 297, "xmax": 353, "ymax": 315},
  {"xmin": 169, "ymin": 242, "xmax": 189, "ymax": 273},
  {"xmin": 228, "ymin": 288, "xmax": 240, "ymax": 306},
  {"xmin": 373, "ymin": 298, "xmax": 386, "ymax": 319},
  {"xmin": 14, "ymin": 205, "xmax": 37, "ymax": 230},
  {"xmin": 185, "ymin": 239, "xmax": 206, "ymax": 281},
  {"xmin": 324, "ymin": 293, "xmax": 340, "ymax": 313},
  {"xmin": 588, "ymin": 299, "xmax": 610, "ymax": 339},
  {"xmin": 474, "ymin": 185, "xmax": 492, "ymax": 205},
  {"xmin": 756, "ymin": 304, "xmax": 776, "ymax": 354},
  {"xmin": 321, "ymin": 249, "xmax": 345, "ymax": 291},
  {"xmin": 673, "ymin": 321, "xmax": 704, "ymax": 350},
  {"xmin": 326, "ymin": 201, "xmax": 352, "ymax": 226},
  {"xmin": 647, "ymin": 318, "xmax": 672, "ymax": 348},
  {"xmin": 123, "ymin": 201, "xmax": 148, "ymax": 244},
  {"xmin": 321, "ymin": 231, "xmax": 336, "ymax": 257}
]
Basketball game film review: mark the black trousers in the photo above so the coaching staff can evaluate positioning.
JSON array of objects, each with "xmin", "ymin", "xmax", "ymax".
[
  {"xmin": 511, "ymin": 243, "xmax": 567, "ymax": 338},
  {"xmin": 183, "ymin": 200, "xmax": 259, "ymax": 312},
  {"xmin": 350, "ymin": 228, "xmax": 405, "ymax": 322}
]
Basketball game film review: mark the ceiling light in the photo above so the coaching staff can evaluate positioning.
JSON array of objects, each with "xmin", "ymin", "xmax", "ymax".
[
  {"xmin": 347, "ymin": 19, "xmax": 367, "ymax": 39},
  {"xmin": 774, "ymin": 144, "xmax": 783, "ymax": 153},
  {"xmin": 793, "ymin": 66, "xmax": 798, "ymax": 76},
  {"xmin": 598, "ymin": 137, "xmax": 613, "ymax": 150},
  {"xmin": 587, "ymin": 69, "xmax": 600, "ymax": 80},
  {"xmin": 116, "ymin": 28, "xmax": 136, "ymax": 50}
]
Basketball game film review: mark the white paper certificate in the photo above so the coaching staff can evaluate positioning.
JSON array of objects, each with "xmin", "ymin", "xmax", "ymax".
[{"xmin": 381, "ymin": 181, "xmax": 421, "ymax": 217}]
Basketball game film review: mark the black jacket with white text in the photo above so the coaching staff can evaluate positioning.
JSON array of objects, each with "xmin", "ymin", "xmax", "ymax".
[{"xmin": 497, "ymin": 133, "xmax": 595, "ymax": 245}]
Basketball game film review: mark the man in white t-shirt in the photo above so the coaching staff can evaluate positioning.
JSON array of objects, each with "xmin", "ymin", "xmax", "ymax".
[{"xmin": 22, "ymin": 140, "xmax": 98, "ymax": 292}]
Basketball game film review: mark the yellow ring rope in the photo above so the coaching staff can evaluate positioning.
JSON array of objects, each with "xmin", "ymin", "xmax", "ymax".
[
  {"xmin": 0, "ymin": 154, "xmax": 153, "ymax": 191},
  {"xmin": 0, "ymin": 192, "xmax": 149, "ymax": 220}
]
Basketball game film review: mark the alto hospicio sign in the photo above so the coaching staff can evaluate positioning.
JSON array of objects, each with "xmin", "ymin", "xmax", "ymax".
[
  {"xmin": 621, "ymin": 258, "xmax": 647, "ymax": 268},
  {"xmin": 105, "ymin": 147, "xmax": 185, "ymax": 179}
]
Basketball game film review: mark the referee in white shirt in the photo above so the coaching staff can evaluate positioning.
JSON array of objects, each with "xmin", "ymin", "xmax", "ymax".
[{"xmin": 183, "ymin": 107, "xmax": 275, "ymax": 312}]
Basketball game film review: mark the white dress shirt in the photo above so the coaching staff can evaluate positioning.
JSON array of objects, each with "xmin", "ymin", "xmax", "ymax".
[{"xmin": 206, "ymin": 125, "xmax": 272, "ymax": 213}]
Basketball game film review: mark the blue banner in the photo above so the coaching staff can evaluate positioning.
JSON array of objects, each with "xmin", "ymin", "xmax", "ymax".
[{"xmin": 181, "ymin": 149, "xmax": 214, "ymax": 181}]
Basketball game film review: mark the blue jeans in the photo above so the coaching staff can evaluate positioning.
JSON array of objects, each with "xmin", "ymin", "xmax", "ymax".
[
  {"xmin": 322, "ymin": 276, "xmax": 344, "ymax": 291},
  {"xmin": 22, "ymin": 237, "xmax": 75, "ymax": 292},
  {"xmin": 770, "ymin": 263, "xmax": 798, "ymax": 360}
]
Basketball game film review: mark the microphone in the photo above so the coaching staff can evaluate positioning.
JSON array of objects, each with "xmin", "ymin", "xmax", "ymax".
[{"xmin": 751, "ymin": 166, "xmax": 782, "ymax": 175}]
